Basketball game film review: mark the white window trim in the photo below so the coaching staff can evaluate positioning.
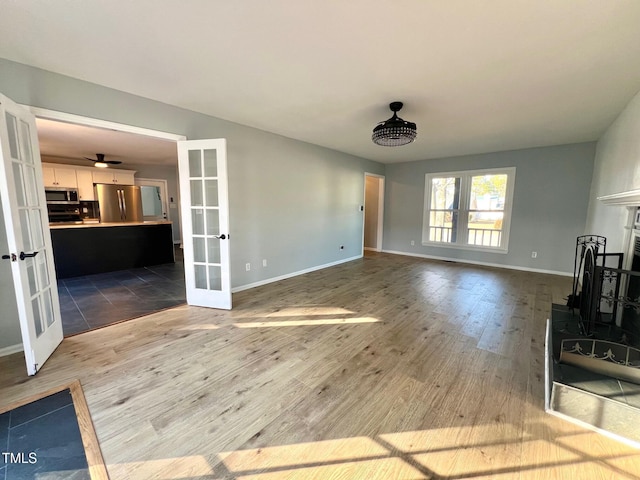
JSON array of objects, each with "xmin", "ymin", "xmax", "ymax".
[{"xmin": 422, "ymin": 167, "xmax": 516, "ymax": 253}]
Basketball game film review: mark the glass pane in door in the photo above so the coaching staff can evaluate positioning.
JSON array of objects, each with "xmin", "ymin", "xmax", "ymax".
[
  {"xmin": 32, "ymin": 298, "xmax": 43, "ymax": 337},
  {"xmin": 206, "ymin": 209, "xmax": 220, "ymax": 236},
  {"xmin": 203, "ymin": 149, "xmax": 217, "ymax": 177},
  {"xmin": 205, "ymin": 180, "xmax": 218, "ymax": 206},
  {"xmin": 208, "ymin": 266, "xmax": 221, "ymax": 291},
  {"xmin": 195, "ymin": 265, "xmax": 207, "ymax": 289},
  {"xmin": 5, "ymin": 112, "xmax": 19, "ymax": 159},
  {"xmin": 140, "ymin": 186, "xmax": 163, "ymax": 217},
  {"xmin": 19, "ymin": 119, "xmax": 34, "ymax": 164},
  {"xmin": 190, "ymin": 180, "xmax": 203, "ymax": 206},
  {"xmin": 193, "ymin": 237, "xmax": 206, "ymax": 263},
  {"xmin": 207, "ymin": 238, "xmax": 221, "ymax": 263},
  {"xmin": 13, "ymin": 163, "xmax": 26, "ymax": 206},
  {"xmin": 189, "ymin": 150, "xmax": 202, "ymax": 176}
]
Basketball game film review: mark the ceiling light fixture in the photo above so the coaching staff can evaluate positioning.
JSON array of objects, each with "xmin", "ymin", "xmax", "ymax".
[
  {"xmin": 83, "ymin": 153, "xmax": 122, "ymax": 168},
  {"xmin": 372, "ymin": 101, "xmax": 417, "ymax": 147}
]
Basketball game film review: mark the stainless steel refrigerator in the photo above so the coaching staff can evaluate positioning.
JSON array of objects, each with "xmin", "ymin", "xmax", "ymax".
[{"xmin": 96, "ymin": 183, "xmax": 144, "ymax": 223}]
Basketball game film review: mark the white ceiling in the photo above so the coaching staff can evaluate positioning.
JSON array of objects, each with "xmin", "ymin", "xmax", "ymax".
[
  {"xmin": 3, "ymin": 0, "xmax": 640, "ymax": 164},
  {"xmin": 36, "ymin": 119, "xmax": 178, "ymax": 167}
]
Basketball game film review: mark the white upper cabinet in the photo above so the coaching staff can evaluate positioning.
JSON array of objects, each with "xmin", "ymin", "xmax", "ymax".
[
  {"xmin": 93, "ymin": 169, "xmax": 135, "ymax": 185},
  {"xmin": 42, "ymin": 165, "xmax": 78, "ymax": 188},
  {"xmin": 75, "ymin": 169, "xmax": 95, "ymax": 201},
  {"xmin": 42, "ymin": 163, "xmax": 136, "ymax": 197}
]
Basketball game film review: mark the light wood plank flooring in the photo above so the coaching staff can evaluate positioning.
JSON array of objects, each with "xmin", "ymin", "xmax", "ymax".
[{"xmin": 1, "ymin": 252, "xmax": 639, "ymax": 479}]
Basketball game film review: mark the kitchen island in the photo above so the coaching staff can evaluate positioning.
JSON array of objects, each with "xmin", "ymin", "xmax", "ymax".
[{"xmin": 50, "ymin": 220, "xmax": 175, "ymax": 279}]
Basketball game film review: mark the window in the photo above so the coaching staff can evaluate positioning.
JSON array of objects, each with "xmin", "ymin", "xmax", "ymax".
[{"xmin": 422, "ymin": 167, "xmax": 515, "ymax": 252}]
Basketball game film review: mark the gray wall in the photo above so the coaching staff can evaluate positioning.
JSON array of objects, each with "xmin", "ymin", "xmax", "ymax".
[
  {"xmin": 0, "ymin": 199, "xmax": 22, "ymax": 350},
  {"xmin": 383, "ymin": 143, "xmax": 596, "ymax": 274},
  {"xmin": 585, "ymin": 89, "xmax": 640, "ymax": 253},
  {"xmin": 0, "ymin": 58, "xmax": 383, "ymax": 294}
]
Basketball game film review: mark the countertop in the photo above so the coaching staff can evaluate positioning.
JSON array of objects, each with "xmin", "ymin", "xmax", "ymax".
[{"xmin": 49, "ymin": 220, "xmax": 172, "ymax": 229}]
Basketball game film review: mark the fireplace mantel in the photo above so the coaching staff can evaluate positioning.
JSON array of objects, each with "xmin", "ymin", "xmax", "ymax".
[{"xmin": 598, "ymin": 189, "xmax": 640, "ymax": 206}]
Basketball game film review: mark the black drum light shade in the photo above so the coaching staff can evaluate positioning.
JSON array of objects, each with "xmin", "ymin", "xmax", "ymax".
[{"xmin": 372, "ymin": 101, "xmax": 417, "ymax": 146}]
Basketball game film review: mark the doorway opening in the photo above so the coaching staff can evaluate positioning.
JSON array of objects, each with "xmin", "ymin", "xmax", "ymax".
[
  {"xmin": 137, "ymin": 178, "xmax": 170, "ymax": 221},
  {"xmin": 29, "ymin": 107, "xmax": 188, "ymax": 336},
  {"xmin": 364, "ymin": 173, "xmax": 385, "ymax": 253}
]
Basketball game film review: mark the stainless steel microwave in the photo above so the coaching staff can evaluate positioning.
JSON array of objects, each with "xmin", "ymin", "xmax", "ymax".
[{"xmin": 45, "ymin": 187, "xmax": 79, "ymax": 204}]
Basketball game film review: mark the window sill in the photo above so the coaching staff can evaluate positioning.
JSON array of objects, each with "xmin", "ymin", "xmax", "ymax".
[{"xmin": 421, "ymin": 241, "xmax": 509, "ymax": 254}]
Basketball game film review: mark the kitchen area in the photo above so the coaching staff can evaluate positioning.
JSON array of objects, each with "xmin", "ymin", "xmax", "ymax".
[
  {"xmin": 38, "ymin": 119, "xmax": 186, "ymax": 336},
  {"xmin": 46, "ymin": 162, "xmax": 175, "ymax": 278}
]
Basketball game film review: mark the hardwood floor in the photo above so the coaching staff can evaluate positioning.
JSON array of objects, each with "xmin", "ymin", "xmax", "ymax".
[{"xmin": 1, "ymin": 252, "xmax": 639, "ymax": 479}]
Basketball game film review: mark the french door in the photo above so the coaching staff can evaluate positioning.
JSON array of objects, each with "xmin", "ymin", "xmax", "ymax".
[
  {"xmin": 0, "ymin": 93, "xmax": 63, "ymax": 375},
  {"xmin": 177, "ymin": 139, "xmax": 231, "ymax": 309}
]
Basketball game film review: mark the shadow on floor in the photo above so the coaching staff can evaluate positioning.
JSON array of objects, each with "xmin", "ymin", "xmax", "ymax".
[{"xmin": 57, "ymin": 249, "xmax": 185, "ymax": 336}]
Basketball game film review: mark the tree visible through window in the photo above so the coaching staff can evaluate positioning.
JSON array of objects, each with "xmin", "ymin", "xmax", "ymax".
[{"xmin": 423, "ymin": 167, "xmax": 515, "ymax": 251}]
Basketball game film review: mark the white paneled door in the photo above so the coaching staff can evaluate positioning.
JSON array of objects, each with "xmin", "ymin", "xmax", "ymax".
[
  {"xmin": 0, "ymin": 93, "xmax": 63, "ymax": 375},
  {"xmin": 178, "ymin": 139, "xmax": 231, "ymax": 309}
]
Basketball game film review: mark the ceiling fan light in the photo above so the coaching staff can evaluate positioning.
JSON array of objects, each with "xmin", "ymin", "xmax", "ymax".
[
  {"xmin": 372, "ymin": 102, "xmax": 417, "ymax": 147},
  {"xmin": 94, "ymin": 162, "xmax": 108, "ymax": 168}
]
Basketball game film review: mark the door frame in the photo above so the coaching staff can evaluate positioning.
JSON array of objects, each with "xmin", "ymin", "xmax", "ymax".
[
  {"xmin": 363, "ymin": 172, "xmax": 385, "ymax": 253},
  {"xmin": 26, "ymin": 106, "xmax": 186, "ymax": 143}
]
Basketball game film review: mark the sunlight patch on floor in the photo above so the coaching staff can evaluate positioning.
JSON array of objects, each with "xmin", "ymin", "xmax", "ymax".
[
  {"xmin": 178, "ymin": 324, "xmax": 221, "ymax": 330},
  {"xmin": 218, "ymin": 437, "xmax": 422, "ymax": 480},
  {"xmin": 106, "ymin": 424, "xmax": 640, "ymax": 479},
  {"xmin": 109, "ymin": 455, "xmax": 214, "ymax": 479},
  {"xmin": 233, "ymin": 317, "xmax": 380, "ymax": 328},
  {"xmin": 231, "ymin": 458, "xmax": 423, "ymax": 480},
  {"xmin": 218, "ymin": 437, "xmax": 388, "ymax": 470},
  {"xmin": 264, "ymin": 306, "xmax": 355, "ymax": 317},
  {"xmin": 378, "ymin": 425, "xmax": 524, "ymax": 452}
]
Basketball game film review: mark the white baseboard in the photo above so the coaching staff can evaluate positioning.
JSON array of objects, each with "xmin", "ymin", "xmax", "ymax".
[
  {"xmin": 0, "ymin": 343, "xmax": 23, "ymax": 357},
  {"xmin": 381, "ymin": 249, "xmax": 572, "ymax": 277},
  {"xmin": 232, "ymin": 255, "xmax": 362, "ymax": 293}
]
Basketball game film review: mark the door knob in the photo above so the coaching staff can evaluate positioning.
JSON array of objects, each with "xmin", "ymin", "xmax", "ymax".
[
  {"xmin": 19, "ymin": 251, "xmax": 39, "ymax": 261},
  {"xmin": 212, "ymin": 234, "xmax": 227, "ymax": 240}
]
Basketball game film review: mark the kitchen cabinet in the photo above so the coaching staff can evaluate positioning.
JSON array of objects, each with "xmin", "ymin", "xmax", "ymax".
[
  {"xmin": 50, "ymin": 222, "xmax": 174, "ymax": 278},
  {"xmin": 75, "ymin": 169, "xmax": 95, "ymax": 201},
  {"xmin": 92, "ymin": 169, "xmax": 135, "ymax": 185},
  {"xmin": 42, "ymin": 165, "xmax": 78, "ymax": 188}
]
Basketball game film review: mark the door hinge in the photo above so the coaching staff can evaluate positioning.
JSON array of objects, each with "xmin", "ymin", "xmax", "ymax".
[{"xmin": 31, "ymin": 349, "xmax": 38, "ymax": 374}]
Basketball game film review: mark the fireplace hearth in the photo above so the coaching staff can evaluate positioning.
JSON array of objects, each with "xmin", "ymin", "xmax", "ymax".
[{"xmin": 546, "ymin": 231, "xmax": 640, "ymax": 446}]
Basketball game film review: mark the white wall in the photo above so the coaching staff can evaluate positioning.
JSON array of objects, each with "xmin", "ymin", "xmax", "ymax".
[{"xmin": 585, "ymin": 90, "xmax": 640, "ymax": 252}]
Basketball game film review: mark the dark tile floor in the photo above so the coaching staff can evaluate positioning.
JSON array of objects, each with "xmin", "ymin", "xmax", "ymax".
[
  {"xmin": 58, "ymin": 248, "xmax": 185, "ymax": 336},
  {"xmin": 1, "ymin": 389, "xmax": 89, "ymax": 479}
]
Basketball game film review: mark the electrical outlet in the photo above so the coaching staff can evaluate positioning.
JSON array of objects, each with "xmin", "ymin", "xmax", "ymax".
[
  {"xmin": 262, "ymin": 259, "xmax": 267, "ymax": 267},
  {"xmin": 411, "ymin": 240, "xmax": 415, "ymax": 246},
  {"xmin": 245, "ymin": 263, "xmax": 251, "ymax": 271},
  {"xmin": 531, "ymin": 251, "xmax": 537, "ymax": 258}
]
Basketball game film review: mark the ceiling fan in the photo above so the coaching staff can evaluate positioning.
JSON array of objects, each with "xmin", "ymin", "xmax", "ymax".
[{"xmin": 83, "ymin": 153, "xmax": 122, "ymax": 168}]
